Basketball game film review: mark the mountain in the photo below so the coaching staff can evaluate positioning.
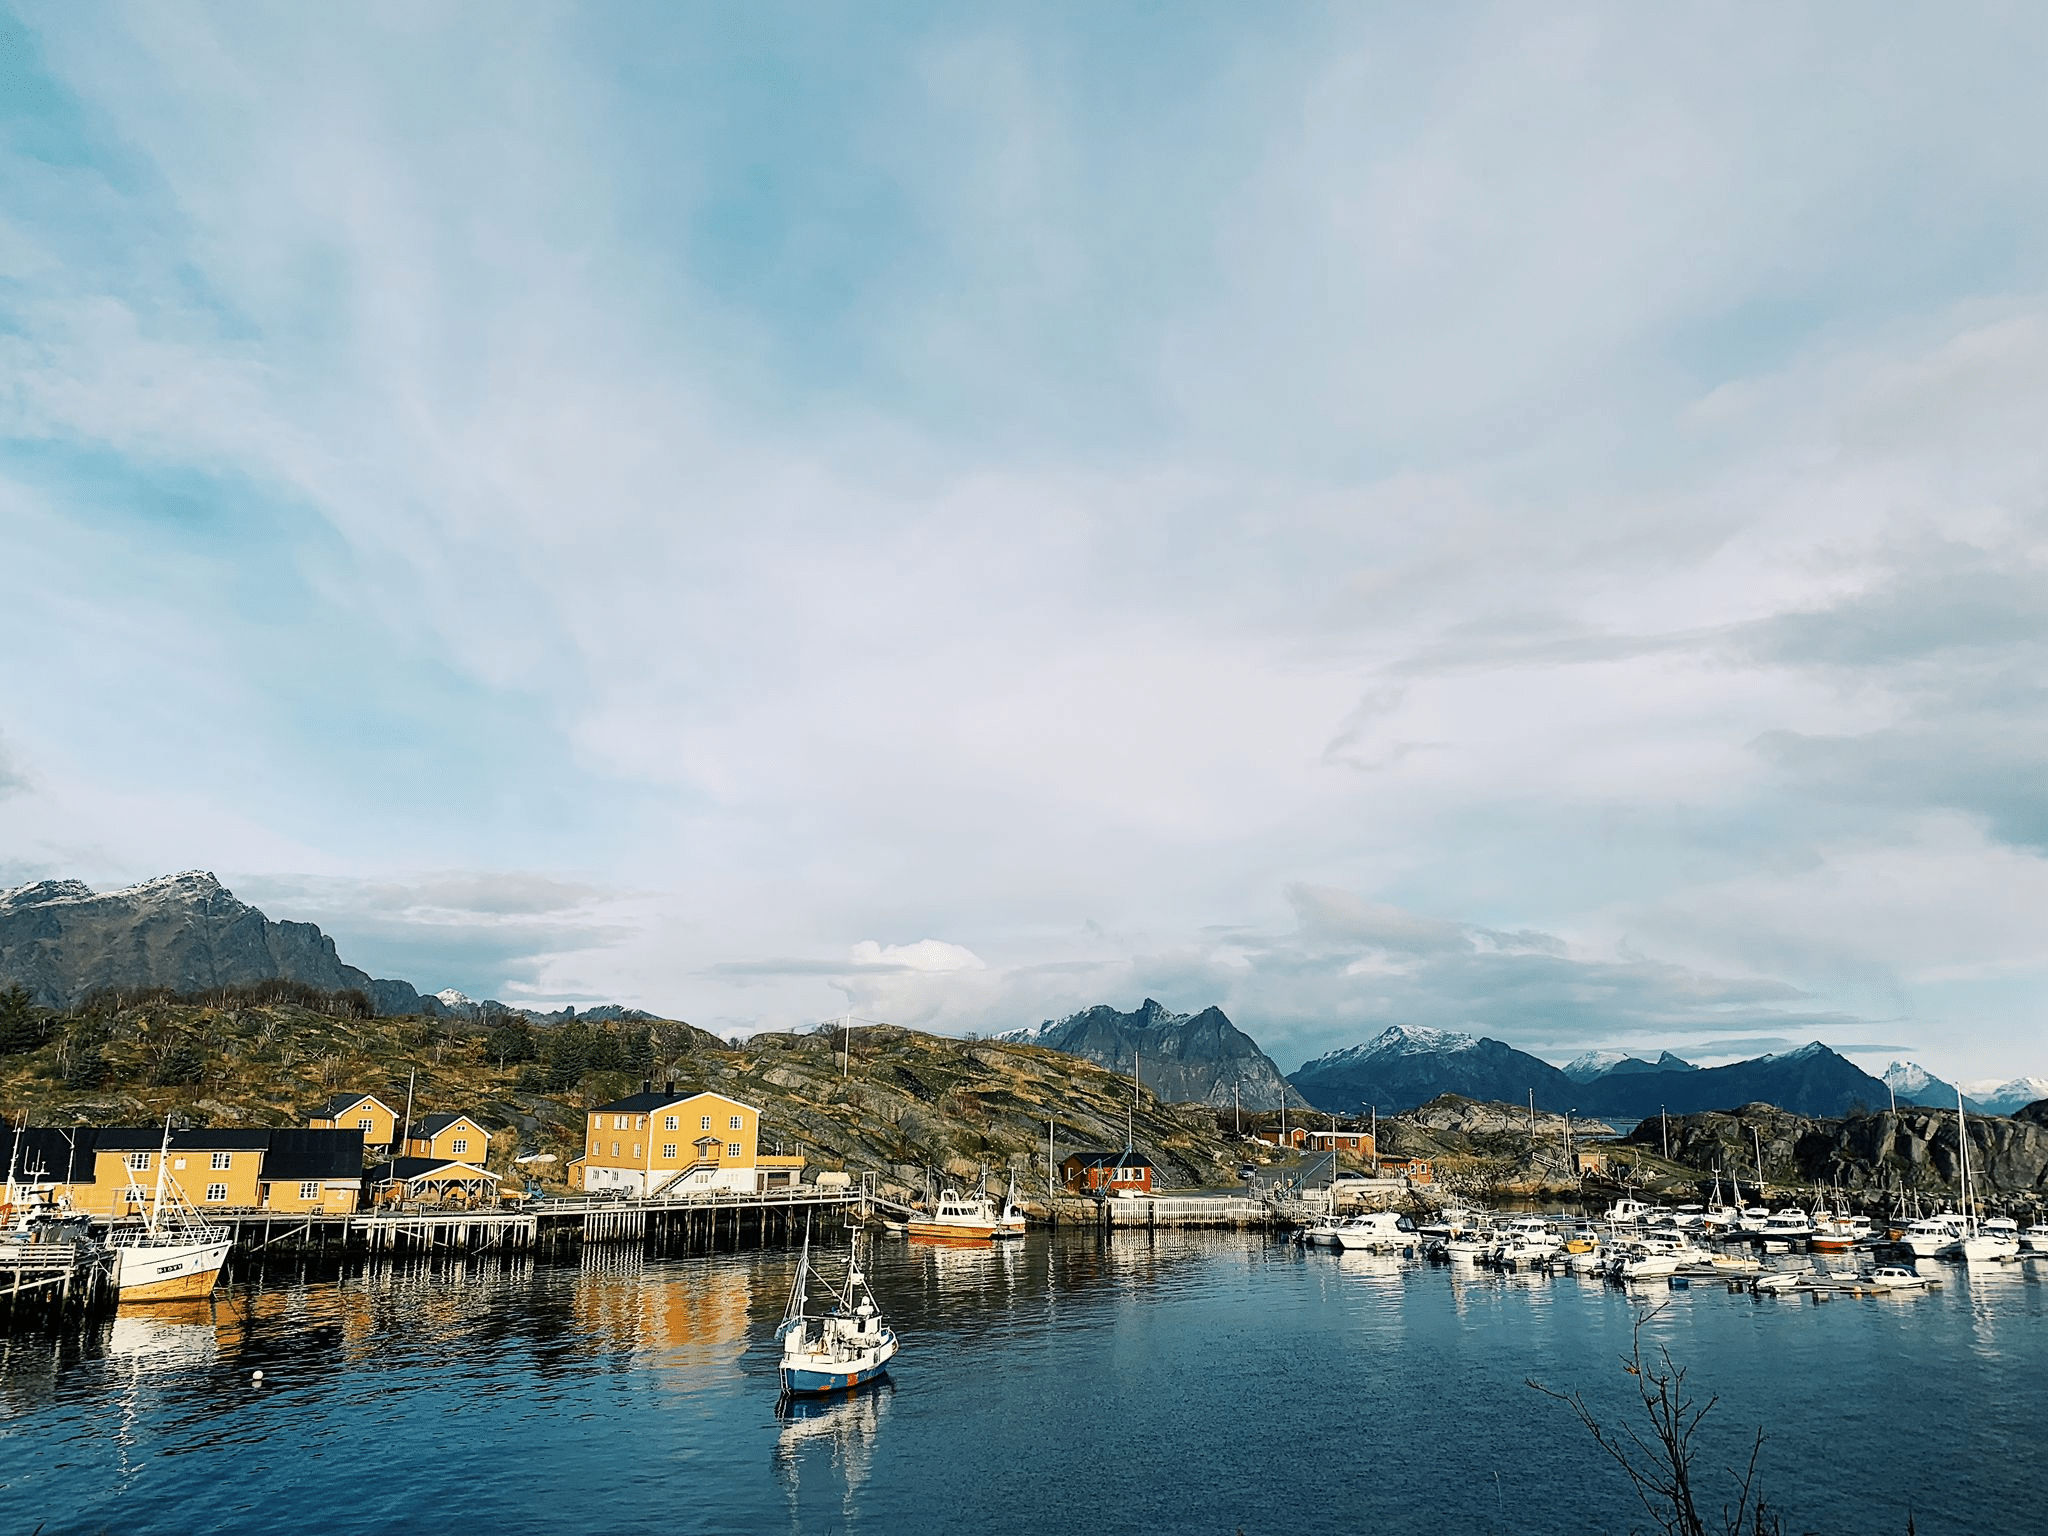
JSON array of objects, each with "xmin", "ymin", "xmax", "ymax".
[
  {"xmin": 1576, "ymin": 1042, "xmax": 1889, "ymax": 1119},
  {"xmin": 1289, "ymin": 1026, "xmax": 1577, "ymax": 1114},
  {"xmin": 0, "ymin": 872, "xmax": 429, "ymax": 1015},
  {"xmin": 998, "ymin": 999, "xmax": 1305, "ymax": 1108},
  {"xmin": 1962, "ymin": 1076, "xmax": 2048, "ymax": 1117},
  {"xmin": 1881, "ymin": 1061, "xmax": 1986, "ymax": 1113},
  {"xmin": 1564, "ymin": 1049, "xmax": 1697, "ymax": 1082}
]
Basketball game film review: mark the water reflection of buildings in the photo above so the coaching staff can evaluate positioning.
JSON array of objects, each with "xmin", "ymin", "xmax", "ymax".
[
  {"xmin": 775, "ymin": 1382, "xmax": 891, "ymax": 1520},
  {"xmin": 569, "ymin": 1256, "xmax": 754, "ymax": 1377}
]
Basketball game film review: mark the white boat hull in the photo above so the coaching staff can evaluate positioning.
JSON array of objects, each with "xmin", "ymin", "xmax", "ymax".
[{"xmin": 110, "ymin": 1237, "xmax": 231, "ymax": 1302}]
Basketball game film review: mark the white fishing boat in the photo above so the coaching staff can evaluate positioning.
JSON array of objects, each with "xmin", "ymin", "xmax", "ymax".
[
  {"xmin": 777, "ymin": 1229, "xmax": 898, "ymax": 1396},
  {"xmin": 905, "ymin": 1187, "xmax": 1005, "ymax": 1242},
  {"xmin": 106, "ymin": 1122, "xmax": 232, "ymax": 1304},
  {"xmin": 992, "ymin": 1173, "xmax": 1028, "ymax": 1240}
]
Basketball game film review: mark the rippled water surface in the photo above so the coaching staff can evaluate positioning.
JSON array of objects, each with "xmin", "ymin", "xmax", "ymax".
[{"xmin": 2, "ymin": 1233, "xmax": 2044, "ymax": 1534}]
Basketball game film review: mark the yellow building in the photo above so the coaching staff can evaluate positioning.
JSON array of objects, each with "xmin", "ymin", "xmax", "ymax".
[
  {"xmin": 369, "ymin": 1157, "xmax": 505, "ymax": 1207},
  {"xmin": 30, "ymin": 1128, "xmax": 365, "ymax": 1216},
  {"xmin": 403, "ymin": 1113, "xmax": 492, "ymax": 1163},
  {"xmin": 310, "ymin": 1092, "xmax": 399, "ymax": 1147},
  {"xmin": 580, "ymin": 1084, "xmax": 804, "ymax": 1197}
]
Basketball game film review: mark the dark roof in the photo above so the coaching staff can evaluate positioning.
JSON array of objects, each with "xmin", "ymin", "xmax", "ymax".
[
  {"xmin": 262, "ymin": 1129, "xmax": 364, "ymax": 1181},
  {"xmin": 1, "ymin": 1126, "xmax": 101, "ymax": 1183},
  {"xmin": 1063, "ymin": 1151, "xmax": 1156, "ymax": 1170},
  {"xmin": 93, "ymin": 1127, "xmax": 275, "ymax": 1152},
  {"xmin": 370, "ymin": 1157, "xmax": 501, "ymax": 1182},
  {"xmin": 316, "ymin": 1092, "xmax": 392, "ymax": 1120}
]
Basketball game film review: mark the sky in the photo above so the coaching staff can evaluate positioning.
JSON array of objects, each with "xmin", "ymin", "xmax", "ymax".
[{"xmin": 2, "ymin": 3, "xmax": 2046, "ymax": 1081}]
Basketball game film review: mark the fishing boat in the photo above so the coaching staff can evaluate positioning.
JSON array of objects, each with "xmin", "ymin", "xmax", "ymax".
[
  {"xmin": 106, "ymin": 1122, "xmax": 232, "ymax": 1304},
  {"xmin": 992, "ymin": 1173, "xmax": 1028, "ymax": 1240},
  {"xmin": 777, "ymin": 1229, "xmax": 898, "ymax": 1395},
  {"xmin": 905, "ymin": 1187, "xmax": 1005, "ymax": 1242}
]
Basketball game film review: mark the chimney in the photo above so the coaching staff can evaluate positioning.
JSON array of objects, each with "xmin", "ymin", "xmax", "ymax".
[
  {"xmin": 642, "ymin": 1078, "xmax": 651, "ymax": 1096},
  {"xmin": 666, "ymin": 1076, "xmax": 677, "ymax": 1096}
]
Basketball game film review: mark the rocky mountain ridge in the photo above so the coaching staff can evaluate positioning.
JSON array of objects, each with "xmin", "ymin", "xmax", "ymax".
[{"xmin": 998, "ymin": 998, "xmax": 1306, "ymax": 1109}]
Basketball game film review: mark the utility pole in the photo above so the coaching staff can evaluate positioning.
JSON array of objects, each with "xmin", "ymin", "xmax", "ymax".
[
  {"xmin": 1233, "ymin": 1083, "xmax": 1240, "ymax": 1138},
  {"xmin": 1528, "ymin": 1088, "xmax": 1535, "ymax": 1141},
  {"xmin": 1661, "ymin": 1104, "xmax": 1670, "ymax": 1161},
  {"xmin": 842, "ymin": 1010, "xmax": 851, "ymax": 1078}
]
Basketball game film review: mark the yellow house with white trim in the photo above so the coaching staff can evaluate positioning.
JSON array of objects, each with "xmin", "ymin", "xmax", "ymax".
[
  {"xmin": 403, "ymin": 1114, "xmax": 491, "ymax": 1162},
  {"xmin": 581, "ymin": 1083, "xmax": 804, "ymax": 1197},
  {"xmin": 310, "ymin": 1092, "xmax": 399, "ymax": 1148}
]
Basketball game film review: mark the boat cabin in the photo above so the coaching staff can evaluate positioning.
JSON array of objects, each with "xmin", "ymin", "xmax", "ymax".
[{"xmin": 1061, "ymin": 1151, "xmax": 1155, "ymax": 1196}]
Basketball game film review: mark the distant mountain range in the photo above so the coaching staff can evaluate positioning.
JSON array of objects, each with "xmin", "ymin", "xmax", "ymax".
[
  {"xmin": 999, "ymin": 998, "xmax": 1305, "ymax": 1109},
  {"xmin": 1288, "ymin": 1027, "xmax": 1901, "ymax": 1119},
  {"xmin": 0, "ymin": 872, "xmax": 649, "ymax": 1023}
]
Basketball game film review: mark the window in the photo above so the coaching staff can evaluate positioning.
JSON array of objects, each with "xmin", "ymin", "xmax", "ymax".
[
  {"xmin": 727, "ymin": 1142, "xmax": 741, "ymax": 1158},
  {"xmin": 611, "ymin": 1142, "xmax": 620, "ymax": 1157},
  {"xmin": 299, "ymin": 1181, "xmax": 320, "ymax": 1200},
  {"xmin": 615, "ymin": 1115, "xmax": 626, "ymax": 1130},
  {"xmin": 127, "ymin": 1152, "xmax": 151, "ymax": 1171},
  {"xmin": 728, "ymin": 1114, "xmax": 742, "ymax": 1129},
  {"xmin": 589, "ymin": 1140, "xmax": 597, "ymax": 1156},
  {"xmin": 357, "ymin": 1117, "xmax": 374, "ymax": 1133},
  {"xmin": 700, "ymin": 1115, "xmax": 711, "ymax": 1130},
  {"xmin": 662, "ymin": 1144, "xmax": 676, "ymax": 1160},
  {"xmin": 452, "ymin": 1139, "xmax": 468, "ymax": 1155},
  {"xmin": 663, "ymin": 1115, "xmax": 677, "ymax": 1131},
  {"xmin": 212, "ymin": 1152, "xmax": 232, "ymax": 1170},
  {"xmin": 635, "ymin": 1116, "xmax": 645, "ymax": 1130},
  {"xmin": 205, "ymin": 1183, "xmax": 227, "ymax": 1202},
  {"xmin": 633, "ymin": 1144, "xmax": 642, "ymax": 1159}
]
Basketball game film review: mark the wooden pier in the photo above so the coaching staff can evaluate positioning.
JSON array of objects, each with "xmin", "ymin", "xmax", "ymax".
[{"xmin": 0, "ymin": 1240, "xmax": 111, "ymax": 1321}]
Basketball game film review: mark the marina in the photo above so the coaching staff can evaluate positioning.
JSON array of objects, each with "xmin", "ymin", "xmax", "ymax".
[{"xmin": 1, "ymin": 1226, "xmax": 2041, "ymax": 1535}]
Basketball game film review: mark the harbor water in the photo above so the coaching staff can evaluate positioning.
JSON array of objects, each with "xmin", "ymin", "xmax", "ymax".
[{"xmin": 2, "ymin": 1231, "xmax": 2044, "ymax": 1534}]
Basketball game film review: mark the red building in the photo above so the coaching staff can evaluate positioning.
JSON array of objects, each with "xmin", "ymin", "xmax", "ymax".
[{"xmin": 1061, "ymin": 1151, "xmax": 1155, "ymax": 1195}]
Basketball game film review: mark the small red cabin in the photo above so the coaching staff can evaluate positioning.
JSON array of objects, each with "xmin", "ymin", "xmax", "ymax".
[{"xmin": 1061, "ymin": 1151, "xmax": 1155, "ymax": 1195}]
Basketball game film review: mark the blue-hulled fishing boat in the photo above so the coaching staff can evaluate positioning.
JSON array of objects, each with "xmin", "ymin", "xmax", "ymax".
[{"xmin": 777, "ymin": 1228, "xmax": 898, "ymax": 1396}]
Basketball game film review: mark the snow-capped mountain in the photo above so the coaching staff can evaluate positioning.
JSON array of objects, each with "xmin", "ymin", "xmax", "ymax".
[
  {"xmin": 1880, "ymin": 1061, "xmax": 1985, "ymax": 1112},
  {"xmin": 1961, "ymin": 1076, "xmax": 2048, "ymax": 1116},
  {"xmin": 1563, "ymin": 1049, "xmax": 1633, "ymax": 1082},
  {"xmin": 1290, "ymin": 1026, "xmax": 1574, "ymax": 1114}
]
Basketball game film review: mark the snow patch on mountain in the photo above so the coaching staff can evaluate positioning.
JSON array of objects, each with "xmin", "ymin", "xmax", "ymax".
[
  {"xmin": 1298, "ymin": 1024, "xmax": 1478, "ymax": 1072},
  {"xmin": 1563, "ymin": 1049, "xmax": 1632, "ymax": 1082}
]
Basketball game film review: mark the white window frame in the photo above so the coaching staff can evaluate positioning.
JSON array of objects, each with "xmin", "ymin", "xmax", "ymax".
[
  {"xmin": 664, "ymin": 1115, "xmax": 677, "ymax": 1131},
  {"xmin": 127, "ymin": 1152, "xmax": 152, "ymax": 1171},
  {"xmin": 205, "ymin": 1183, "xmax": 228, "ymax": 1202},
  {"xmin": 357, "ymin": 1117, "xmax": 374, "ymax": 1133},
  {"xmin": 662, "ymin": 1144, "xmax": 677, "ymax": 1159},
  {"xmin": 700, "ymin": 1115, "xmax": 711, "ymax": 1130},
  {"xmin": 299, "ymin": 1180, "xmax": 320, "ymax": 1200},
  {"xmin": 452, "ymin": 1139, "xmax": 468, "ymax": 1155},
  {"xmin": 727, "ymin": 1142, "xmax": 741, "ymax": 1158},
  {"xmin": 212, "ymin": 1151, "xmax": 232, "ymax": 1170},
  {"xmin": 728, "ymin": 1114, "xmax": 742, "ymax": 1130}
]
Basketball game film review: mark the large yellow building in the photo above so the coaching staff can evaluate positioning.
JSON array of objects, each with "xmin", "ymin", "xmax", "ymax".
[
  {"xmin": 5, "ymin": 1127, "xmax": 365, "ymax": 1216},
  {"xmin": 309, "ymin": 1092, "xmax": 399, "ymax": 1148},
  {"xmin": 403, "ymin": 1114, "xmax": 491, "ymax": 1162},
  {"xmin": 579, "ymin": 1085, "xmax": 804, "ymax": 1197}
]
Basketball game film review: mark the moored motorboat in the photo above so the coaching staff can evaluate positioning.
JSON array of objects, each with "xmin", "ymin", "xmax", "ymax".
[
  {"xmin": 778, "ymin": 1229, "xmax": 898, "ymax": 1395},
  {"xmin": 1332, "ymin": 1211, "xmax": 1417, "ymax": 1253},
  {"xmin": 1866, "ymin": 1264, "xmax": 1933, "ymax": 1291}
]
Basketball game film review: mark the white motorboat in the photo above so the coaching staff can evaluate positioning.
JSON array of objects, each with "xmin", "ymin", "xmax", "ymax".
[
  {"xmin": 906, "ymin": 1188, "xmax": 1007, "ymax": 1242},
  {"xmin": 1899, "ymin": 1213, "xmax": 1964, "ymax": 1258},
  {"xmin": 1758, "ymin": 1209, "xmax": 1814, "ymax": 1242},
  {"xmin": 1332, "ymin": 1211, "xmax": 1417, "ymax": 1253},
  {"xmin": 1605, "ymin": 1198, "xmax": 1655, "ymax": 1226},
  {"xmin": 2021, "ymin": 1223, "xmax": 2048, "ymax": 1254},
  {"xmin": 1736, "ymin": 1206, "xmax": 1772, "ymax": 1233},
  {"xmin": 1866, "ymin": 1264, "xmax": 1934, "ymax": 1291},
  {"xmin": 1751, "ymin": 1269, "xmax": 1804, "ymax": 1294}
]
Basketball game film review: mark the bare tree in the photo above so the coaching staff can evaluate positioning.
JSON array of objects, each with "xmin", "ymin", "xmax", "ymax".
[{"xmin": 1529, "ymin": 1304, "xmax": 1780, "ymax": 1536}]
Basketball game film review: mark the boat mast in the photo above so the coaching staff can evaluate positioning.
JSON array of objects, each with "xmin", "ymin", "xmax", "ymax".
[
  {"xmin": 150, "ymin": 1113, "xmax": 172, "ymax": 1238},
  {"xmin": 1956, "ymin": 1089, "xmax": 1976, "ymax": 1237}
]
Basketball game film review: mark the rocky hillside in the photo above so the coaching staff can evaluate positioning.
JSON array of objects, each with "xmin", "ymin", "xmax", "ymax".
[
  {"xmin": 0, "ymin": 989, "xmax": 1244, "ymax": 1199},
  {"xmin": 1622, "ymin": 1101, "xmax": 2048, "ymax": 1198},
  {"xmin": 0, "ymin": 873, "xmax": 429, "ymax": 1015},
  {"xmin": 1001, "ymin": 998, "xmax": 1305, "ymax": 1109}
]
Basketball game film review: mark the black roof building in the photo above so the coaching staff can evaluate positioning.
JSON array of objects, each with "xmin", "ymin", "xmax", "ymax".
[
  {"xmin": 1, "ymin": 1126, "xmax": 100, "ymax": 1183},
  {"xmin": 316, "ymin": 1092, "xmax": 393, "ymax": 1120},
  {"xmin": 262, "ymin": 1129, "xmax": 365, "ymax": 1181}
]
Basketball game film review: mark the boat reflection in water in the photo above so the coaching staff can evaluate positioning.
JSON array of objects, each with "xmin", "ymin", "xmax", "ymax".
[
  {"xmin": 105, "ymin": 1299, "xmax": 223, "ymax": 1368},
  {"xmin": 774, "ymin": 1376, "xmax": 893, "ymax": 1520}
]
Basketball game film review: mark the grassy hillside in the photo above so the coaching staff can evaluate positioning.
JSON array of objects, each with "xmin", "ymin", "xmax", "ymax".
[{"xmin": 0, "ymin": 986, "xmax": 1245, "ymax": 1199}]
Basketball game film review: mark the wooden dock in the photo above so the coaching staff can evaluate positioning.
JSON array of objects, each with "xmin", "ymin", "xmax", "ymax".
[{"xmin": 0, "ymin": 1240, "xmax": 111, "ymax": 1321}]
